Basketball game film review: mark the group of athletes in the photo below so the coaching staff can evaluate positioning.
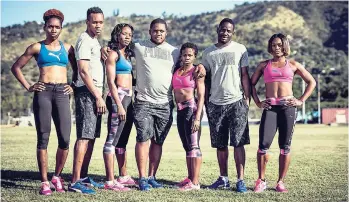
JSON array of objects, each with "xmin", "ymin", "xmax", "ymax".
[{"xmin": 11, "ymin": 7, "xmax": 316, "ymax": 195}]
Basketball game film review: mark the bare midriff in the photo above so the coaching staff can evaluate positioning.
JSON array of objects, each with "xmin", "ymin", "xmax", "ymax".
[{"xmin": 39, "ymin": 66, "xmax": 68, "ymax": 83}]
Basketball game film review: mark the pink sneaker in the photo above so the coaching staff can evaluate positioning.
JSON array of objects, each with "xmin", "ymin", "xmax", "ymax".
[
  {"xmin": 40, "ymin": 181, "xmax": 52, "ymax": 195},
  {"xmin": 176, "ymin": 177, "xmax": 191, "ymax": 187},
  {"xmin": 104, "ymin": 181, "xmax": 131, "ymax": 192},
  {"xmin": 179, "ymin": 181, "xmax": 200, "ymax": 191},
  {"xmin": 51, "ymin": 176, "xmax": 65, "ymax": 193},
  {"xmin": 117, "ymin": 175, "xmax": 137, "ymax": 186},
  {"xmin": 275, "ymin": 181, "xmax": 288, "ymax": 193},
  {"xmin": 254, "ymin": 179, "xmax": 267, "ymax": 193}
]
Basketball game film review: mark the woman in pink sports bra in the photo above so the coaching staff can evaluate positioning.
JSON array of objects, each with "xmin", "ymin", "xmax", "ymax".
[
  {"xmin": 251, "ymin": 33, "xmax": 316, "ymax": 193},
  {"xmin": 172, "ymin": 42, "xmax": 205, "ymax": 191}
]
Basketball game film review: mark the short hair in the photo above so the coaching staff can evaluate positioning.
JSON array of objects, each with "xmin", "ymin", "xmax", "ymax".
[
  {"xmin": 180, "ymin": 42, "xmax": 198, "ymax": 57},
  {"xmin": 268, "ymin": 33, "xmax": 291, "ymax": 56},
  {"xmin": 218, "ymin": 18, "xmax": 235, "ymax": 31},
  {"xmin": 43, "ymin": 9, "xmax": 64, "ymax": 25},
  {"xmin": 150, "ymin": 18, "xmax": 168, "ymax": 30},
  {"xmin": 87, "ymin": 7, "xmax": 103, "ymax": 20}
]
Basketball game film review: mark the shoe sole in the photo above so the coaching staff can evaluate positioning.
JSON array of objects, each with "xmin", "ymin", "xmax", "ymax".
[{"xmin": 68, "ymin": 187, "xmax": 96, "ymax": 195}]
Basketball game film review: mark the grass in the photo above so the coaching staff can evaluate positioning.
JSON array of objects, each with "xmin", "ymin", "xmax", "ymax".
[{"xmin": 1, "ymin": 124, "xmax": 348, "ymax": 202}]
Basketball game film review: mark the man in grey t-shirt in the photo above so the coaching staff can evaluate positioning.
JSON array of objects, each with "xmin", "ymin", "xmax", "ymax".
[
  {"xmin": 132, "ymin": 19, "xmax": 206, "ymax": 191},
  {"xmin": 202, "ymin": 18, "xmax": 251, "ymax": 193},
  {"xmin": 69, "ymin": 7, "xmax": 105, "ymax": 194}
]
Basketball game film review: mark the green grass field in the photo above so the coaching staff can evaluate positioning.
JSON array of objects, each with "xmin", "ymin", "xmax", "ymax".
[{"xmin": 1, "ymin": 124, "xmax": 348, "ymax": 202}]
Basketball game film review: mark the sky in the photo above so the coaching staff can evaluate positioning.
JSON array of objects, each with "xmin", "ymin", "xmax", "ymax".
[{"xmin": 1, "ymin": 0, "xmax": 256, "ymax": 27}]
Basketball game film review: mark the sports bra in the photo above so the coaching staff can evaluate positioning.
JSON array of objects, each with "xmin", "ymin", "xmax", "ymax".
[
  {"xmin": 116, "ymin": 54, "xmax": 132, "ymax": 74},
  {"xmin": 172, "ymin": 66, "xmax": 196, "ymax": 90},
  {"xmin": 37, "ymin": 41, "xmax": 68, "ymax": 68},
  {"xmin": 263, "ymin": 59, "xmax": 294, "ymax": 83}
]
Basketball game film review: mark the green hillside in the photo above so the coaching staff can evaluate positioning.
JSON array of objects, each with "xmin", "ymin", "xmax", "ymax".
[{"xmin": 1, "ymin": 1, "xmax": 348, "ymax": 121}]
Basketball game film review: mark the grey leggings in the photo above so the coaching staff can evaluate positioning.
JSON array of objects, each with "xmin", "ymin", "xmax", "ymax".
[{"xmin": 33, "ymin": 83, "xmax": 71, "ymax": 150}]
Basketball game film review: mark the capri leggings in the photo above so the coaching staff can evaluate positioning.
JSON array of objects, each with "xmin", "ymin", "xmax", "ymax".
[
  {"xmin": 33, "ymin": 83, "xmax": 71, "ymax": 150},
  {"xmin": 176, "ymin": 98, "xmax": 202, "ymax": 157},
  {"xmin": 258, "ymin": 104, "xmax": 297, "ymax": 155},
  {"xmin": 103, "ymin": 88, "xmax": 133, "ymax": 154}
]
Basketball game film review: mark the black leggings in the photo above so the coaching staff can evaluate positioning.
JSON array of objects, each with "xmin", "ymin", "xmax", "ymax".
[
  {"xmin": 33, "ymin": 83, "xmax": 71, "ymax": 150},
  {"xmin": 259, "ymin": 105, "xmax": 297, "ymax": 154}
]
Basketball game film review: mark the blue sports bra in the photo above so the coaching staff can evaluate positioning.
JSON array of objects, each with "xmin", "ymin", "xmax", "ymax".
[
  {"xmin": 37, "ymin": 41, "xmax": 69, "ymax": 68},
  {"xmin": 116, "ymin": 54, "xmax": 132, "ymax": 74}
]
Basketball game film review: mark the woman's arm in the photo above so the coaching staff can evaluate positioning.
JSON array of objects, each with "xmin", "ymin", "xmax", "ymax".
[
  {"xmin": 192, "ymin": 76, "xmax": 205, "ymax": 133},
  {"xmin": 251, "ymin": 61, "xmax": 269, "ymax": 108},
  {"xmin": 287, "ymin": 60, "xmax": 316, "ymax": 106},
  {"xmin": 11, "ymin": 43, "xmax": 44, "ymax": 92},
  {"xmin": 106, "ymin": 50, "xmax": 126, "ymax": 121}
]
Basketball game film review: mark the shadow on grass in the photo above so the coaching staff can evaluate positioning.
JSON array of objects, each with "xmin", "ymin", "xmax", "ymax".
[{"xmin": 1, "ymin": 169, "xmax": 180, "ymax": 190}]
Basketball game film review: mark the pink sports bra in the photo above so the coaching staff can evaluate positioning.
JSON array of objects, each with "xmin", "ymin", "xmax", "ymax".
[
  {"xmin": 263, "ymin": 60, "xmax": 294, "ymax": 83},
  {"xmin": 172, "ymin": 67, "xmax": 196, "ymax": 90}
]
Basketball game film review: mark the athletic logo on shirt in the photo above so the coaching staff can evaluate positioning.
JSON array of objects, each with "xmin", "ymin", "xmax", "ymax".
[
  {"xmin": 272, "ymin": 69, "xmax": 282, "ymax": 76},
  {"xmin": 175, "ymin": 77, "xmax": 183, "ymax": 84},
  {"xmin": 48, "ymin": 52, "xmax": 62, "ymax": 61},
  {"xmin": 211, "ymin": 52, "xmax": 235, "ymax": 67},
  {"xmin": 144, "ymin": 47, "xmax": 172, "ymax": 61}
]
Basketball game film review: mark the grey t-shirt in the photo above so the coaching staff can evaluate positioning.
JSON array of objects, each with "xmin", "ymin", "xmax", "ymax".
[
  {"xmin": 202, "ymin": 41, "xmax": 249, "ymax": 105},
  {"xmin": 134, "ymin": 39, "xmax": 179, "ymax": 104},
  {"xmin": 74, "ymin": 32, "xmax": 104, "ymax": 92}
]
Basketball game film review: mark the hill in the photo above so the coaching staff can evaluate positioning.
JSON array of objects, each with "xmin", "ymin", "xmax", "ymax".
[{"xmin": 1, "ymin": 1, "xmax": 348, "ymax": 120}]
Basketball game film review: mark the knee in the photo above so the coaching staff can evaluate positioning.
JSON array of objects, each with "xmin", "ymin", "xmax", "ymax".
[
  {"xmin": 58, "ymin": 136, "xmax": 70, "ymax": 150},
  {"xmin": 103, "ymin": 142, "xmax": 115, "ymax": 154},
  {"xmin": 37, "ymin": 134, "xmax": 49, "ymax": 149},
  {"xmin": 217, "ymin": 146, "xmax": 228, "ymax": 151},
  {"xmin": 257, "ymin": 148, "xmax": 268, "ymax": 154},
  {"xmin": 186, "ymin": 148, "xmax": 202, "ymax": 157},
  {"xmin": 115, "ymin": 147, "xmax": 126, "ymax": 154},
  {"xmin": 280, "ymin": 147, "xmax": 291, "ymax": 155}
]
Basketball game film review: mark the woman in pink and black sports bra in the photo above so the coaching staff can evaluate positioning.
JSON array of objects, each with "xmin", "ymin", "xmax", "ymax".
[
  {"xmin": 251, "ymin": 33, "xmax": 316, "ymax": 193},
  {"xmin": 172, "ymin": 42, "xmax": 205, "ymax": 191}
]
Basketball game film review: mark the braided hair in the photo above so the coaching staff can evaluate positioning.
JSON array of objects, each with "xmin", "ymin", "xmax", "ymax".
[{"xmin": 107, "ymin": 23, "xmax": 135, "ymax": 59}]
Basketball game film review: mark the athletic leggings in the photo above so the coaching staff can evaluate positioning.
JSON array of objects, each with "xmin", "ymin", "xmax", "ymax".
[
  {"xmin": 176, "ymin": 98, "xmax": 202, "ymax": 157},
  {"xmin": 103, "ymin": 88, "xmax": 133, "ymax": 154},
  {"xmin": 33, "ymin": 83, "xmax": 71, "ymax": 150},
  {"xmin": 259, "ymin": 105, "xmax": 297, "ymax": 154}
]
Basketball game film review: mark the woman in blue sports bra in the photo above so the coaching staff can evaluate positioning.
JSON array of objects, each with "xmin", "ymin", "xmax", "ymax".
[
  {"xmin": 103, "ymin": 23, "xmax": 136, "ymax": 190},
  {"xmin": 11, "ymin": 9, "xmax": 77, "ymax": 195}
]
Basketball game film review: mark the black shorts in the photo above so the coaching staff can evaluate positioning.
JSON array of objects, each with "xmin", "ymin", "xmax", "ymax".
[
  {"xmin": 75, "ymin": 86, "xmax": 102, "ymax": 140},
  {"xmin": 207, "ymin": 99, "xmax": 250, "ymax": 148},
  {"xmin": 133, "ymin": 99, "xmax": 174, "ymax": 145},
  {"xmin": 259, "ymin": 105, "xmax": 297, "ymax": 152}
]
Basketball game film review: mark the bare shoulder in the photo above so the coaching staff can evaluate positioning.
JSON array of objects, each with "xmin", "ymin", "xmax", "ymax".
[
  {"xmin": 288, "ymin": 59, "xmax": 303, "ymax": 69},
  {"xmin": 107, "ymin": 50, "xmax": 119, "ymax": 61},
  {"xmin": 257, "ymin": 60, "xmax": 269, "ymax": 70},
  {"xmin": 63, "ymin": 42, "xmax": 73, "ymax": 51},
  {"xmin": 26, "ymin": 42, "xmax": 41, "ymax": 54}
]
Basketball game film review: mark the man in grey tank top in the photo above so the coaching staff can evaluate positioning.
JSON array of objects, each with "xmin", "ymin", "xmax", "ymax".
[{"xmin": 202, "ymin": 18, "xmax": 251, "ymax": 193}]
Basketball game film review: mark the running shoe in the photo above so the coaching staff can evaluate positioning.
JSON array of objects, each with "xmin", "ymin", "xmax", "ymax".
[
  {"xmin": 179, "ymin": 181, "xmax": 200, "ymax": 191},
  {"xmin": 51, "ymin": 176, "xmax": 65, "ymax": 193},
  {"xmin": 117, "ymin": 175, "xmax": 137, "ymax": 186},
  {"xmin": 254, "ymin": 179, "xmax": 267, "ymax": 193},
  {"xmin": 68, "ymin": 182, "xmax": 96, "ymax": 194},
  {"xmin": 148, "ymin": 176, "xmax": 163, "ymax": 188},
  {"xmin": 80, "ymin": 177, "xmax": 104, "ymax": 189},
  {"xmin": 39, "ymin": 181, "xmax": 52, "ymax": 196},
  {"xmin": 104, "ymin": 181, "xmax": 131, "ymax": 192},
  {"xmin": 138, "ymin": 177, "xmax": 151, "ymax": 191},
  {"xmin": 208, "ymin": 176, "xmax": 230, "ymax": 189},
  {"xmin": 176, "ymin": 177, "xmax": 191, "ymax": 188},
  {"xmin": 275, "ymin": 181, "xmax": 288, "ymax": 193},
  {"xmin": 236, "ymin": 180, "xmax": 247, "ymax": 193}
]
